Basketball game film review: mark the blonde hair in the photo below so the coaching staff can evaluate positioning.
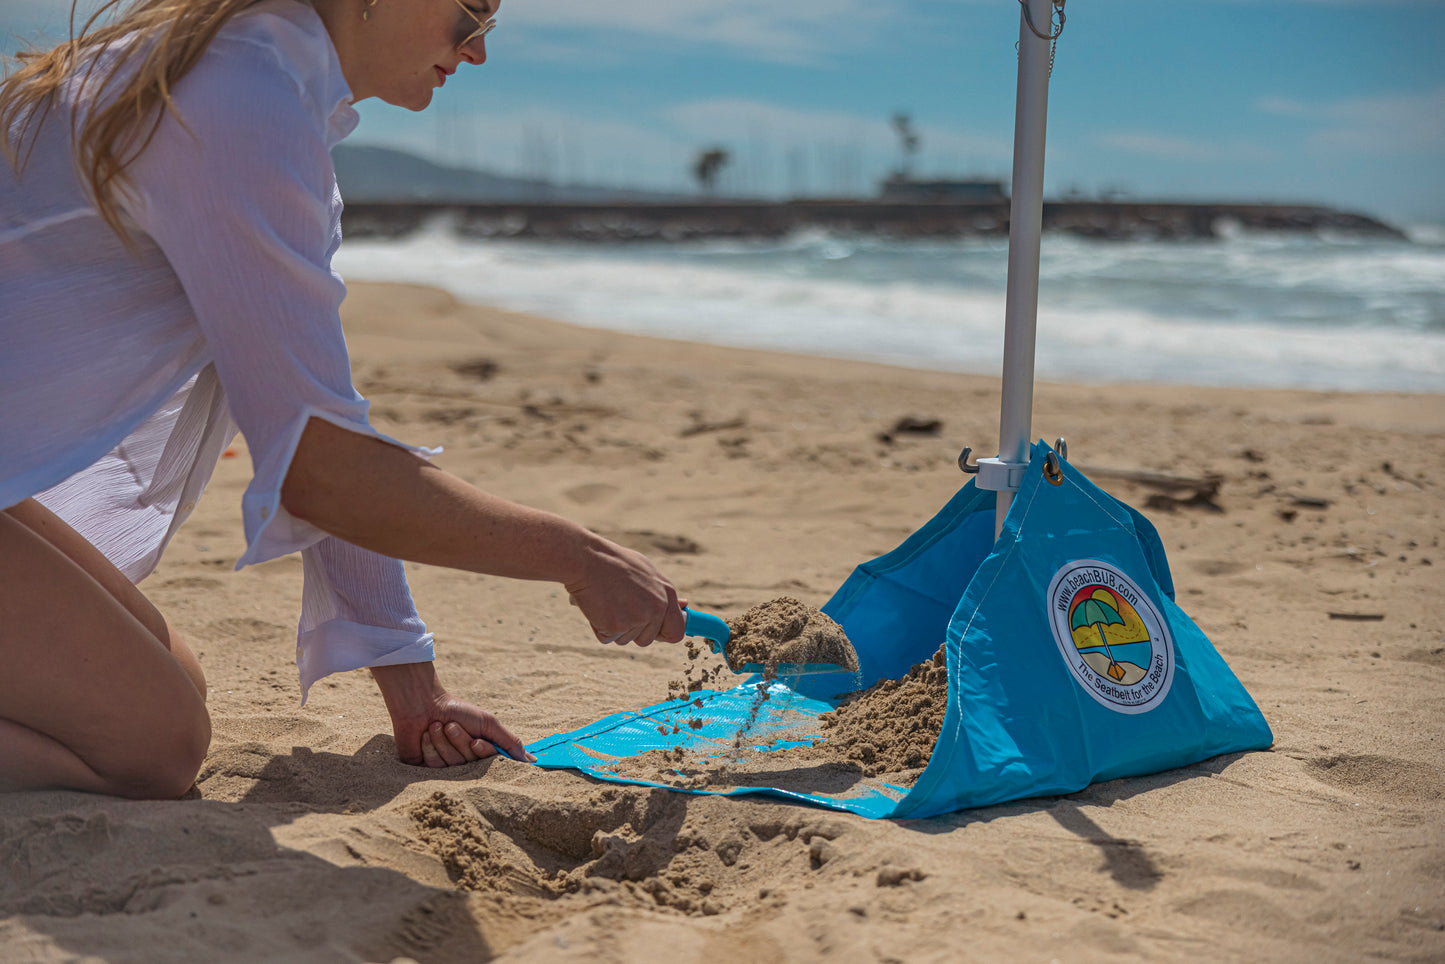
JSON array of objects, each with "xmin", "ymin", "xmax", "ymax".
[{"xmin": 1, "ymin": 0, "xmax": 262, "ymax": 240}]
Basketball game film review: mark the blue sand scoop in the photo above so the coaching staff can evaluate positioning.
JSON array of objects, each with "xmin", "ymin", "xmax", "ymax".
[{"xmin": 684, "ymin": 608, "xmax": 854, "ymax": 676}]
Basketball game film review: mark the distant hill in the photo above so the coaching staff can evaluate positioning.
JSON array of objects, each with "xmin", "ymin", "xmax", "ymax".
[{"xmin": 332, "ymin": 144, "xmax": 691, "ymax": 204}]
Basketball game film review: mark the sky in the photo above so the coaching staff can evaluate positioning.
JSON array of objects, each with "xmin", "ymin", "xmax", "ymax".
[{"xmin": 5, "ymin": 0, "xmax": 1443, "ymax": 224}]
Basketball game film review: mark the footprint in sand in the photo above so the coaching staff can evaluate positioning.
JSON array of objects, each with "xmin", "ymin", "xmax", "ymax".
[
  {"xmin": 592, "ymin": 528, "xmax": 702, "ymax": 556},
  {"xmin": 1304, "ymin": 753, "xmax": 1444, "ymax": 803},
  {"xmin": 1403, "ymin": 646, "xmax": 1445, "ymax": 668},
  {"xmin": 563, "ymin": 482, "xmax": 619, "ymax": 505},
  {"xmin": 1192, "ymin": 559, "xmax": 1248, "ymax": 577},
  {"xmin": 1173, "ymin": 889, "xmax": 1292, "ymax": 932},
  {"xmin": 205, "ymin": 617, "xmax": 290, "ymax": 642},
  {"xmin": 160, "ymin": 576, "xmax": 224, "ymax": 591}
]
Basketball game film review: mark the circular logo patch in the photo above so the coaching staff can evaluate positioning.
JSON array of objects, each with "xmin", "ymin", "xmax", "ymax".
[{"xmin": 1047, "ymin": 559, "xmax": 1174, "ymax": 714}]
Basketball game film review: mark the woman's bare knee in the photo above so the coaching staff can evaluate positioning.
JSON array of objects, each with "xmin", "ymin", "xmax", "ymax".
[
  {"xmin": 0, "ymin": 512, "xmax": 214, "ymax": 798},
  {"xmin": 97, "ymin": 704, "xmax": 211, "ymax": 799}
]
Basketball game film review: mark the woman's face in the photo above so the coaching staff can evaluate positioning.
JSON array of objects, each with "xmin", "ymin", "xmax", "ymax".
[{"xmin": 325, "ymin": 0, "xmax": 498, "ymax": 110}]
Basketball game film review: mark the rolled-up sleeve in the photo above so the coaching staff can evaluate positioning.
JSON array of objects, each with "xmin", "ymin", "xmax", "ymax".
[
  {"xmin": 114, "ymin": 26, "xmax": 438, "ymax": 696},
  {"xmin": 119, "ymin": 34, "xmax": 431, "ymax": 568},
  {"xmin": 298, "ymin": 538, "xmax": 435, "ymax": 703}
]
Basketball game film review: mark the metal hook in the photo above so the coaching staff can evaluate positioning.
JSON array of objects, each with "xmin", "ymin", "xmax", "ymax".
[
  {"xmin": 1054, "ymin": 436, "xmax": 1068, "ymax": 461},
  {"xmin": 958, "ymin": 446, "xmax": 980, "ymax": 474}
]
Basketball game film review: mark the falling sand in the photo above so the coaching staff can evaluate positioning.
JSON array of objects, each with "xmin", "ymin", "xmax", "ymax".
[
  {"xmin": 723, "ymin": 598, "xmax": 855, "ymax": 755},
  {"xmin": 665, "ymin": 597, "xmax": 861, "ymax": 757},
  {"xmin": 724, "ymin": 602, "xmax": 945, "ymax": 784},
  {"xmin": 618, "ymin": 631, "xmax": 949, "ymax": 794}
]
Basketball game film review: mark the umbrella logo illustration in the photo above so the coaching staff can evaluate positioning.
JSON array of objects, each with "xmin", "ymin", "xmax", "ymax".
[
  {"xmin": 1070, "ymin": 589, "xmax": 1139, "ymax": 683},
  {"xmin": 1048, "ymin": 560, "xmax": 1175, "ymax": 714}
]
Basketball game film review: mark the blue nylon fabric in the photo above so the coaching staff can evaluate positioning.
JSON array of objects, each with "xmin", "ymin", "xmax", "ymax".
[
  {"xmin": 526, "ymin": 680, "xmax": 912, "ymax": 818},
  {"xmin": 527, "ymin": 441, "xmax": 1273, "ymax": 818}
]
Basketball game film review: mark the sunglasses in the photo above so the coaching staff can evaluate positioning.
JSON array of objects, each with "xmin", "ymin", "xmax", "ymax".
[{"xmin": 450, "ymin": 0, "xmax": 496, "ymax": 49}]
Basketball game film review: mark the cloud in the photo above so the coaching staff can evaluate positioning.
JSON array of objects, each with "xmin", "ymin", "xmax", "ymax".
[
  {"xmin": 351, "ymin": 95, "xmax": 1012, "ymax": 197},
  {"xmin": 352, "ymin": 101, "xmax": 697, "ymax": 191},
  {"xmin": 1256, "ymin": 86, "xmax": 1445, "ymax": 154},
  {"xmin": 665, "ymin": 98, "xmax": 1010, "ymax": 160},
  {"xmin": 498, "ymin": 0, "xmax": 894, "ymax": 65},
  {"xmin": 5, "ymin": 0, "xmax": 901, "ymax": 65},
  {"xmin": 660, "ymin": 98, "xmax": 1014, "ymax": 193},
  {"xmin": 1094, "ymin": 131, "xmax": 1278, "ymax": 163}
]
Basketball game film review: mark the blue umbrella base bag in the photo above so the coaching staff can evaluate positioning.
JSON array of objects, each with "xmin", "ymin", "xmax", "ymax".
[{"xmin": 528, "ymin": 441, "xmax": 1273, "ymax": 820}]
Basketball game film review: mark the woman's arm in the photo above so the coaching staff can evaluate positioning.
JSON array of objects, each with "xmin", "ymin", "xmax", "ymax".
[{"xmin": 279, "ymin": 416, "xmax": 686, "ymax": 648}]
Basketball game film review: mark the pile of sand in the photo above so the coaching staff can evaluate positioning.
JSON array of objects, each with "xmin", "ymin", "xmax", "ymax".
[
  {"xmin": 814, "ymin": 647, "xmax": 948, "ymax": 780},
  {"xmin": 722, "ymin": 597, "xmax": 859, "ymax": 675}
]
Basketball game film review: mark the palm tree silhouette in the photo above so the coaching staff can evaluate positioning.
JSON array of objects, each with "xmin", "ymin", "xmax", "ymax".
[{"xmin": 693, "ymin": 147, "xmax": 730, "ymax": 195}]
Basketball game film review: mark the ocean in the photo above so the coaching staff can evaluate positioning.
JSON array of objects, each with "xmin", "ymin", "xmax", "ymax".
[{"xmin": 333, "ymin": 220, "xmax": 1445, "ymax": 394}]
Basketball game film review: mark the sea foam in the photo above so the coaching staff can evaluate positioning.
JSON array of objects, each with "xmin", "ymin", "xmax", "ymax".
[{"xmin": 335, "ymin": 221, "xmax": 1445, "ymax": 393}]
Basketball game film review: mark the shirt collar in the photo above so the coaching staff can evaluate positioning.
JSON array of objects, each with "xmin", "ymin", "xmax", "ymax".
[{"xmin": 229, "ymin": 0, "xmax": 359, "ymax": 149}]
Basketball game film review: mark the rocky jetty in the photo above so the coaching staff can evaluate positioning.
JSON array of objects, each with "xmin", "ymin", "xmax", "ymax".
[{"xmin": 341, "ymin": 198, "xmax": 1405, "ymax": 244}]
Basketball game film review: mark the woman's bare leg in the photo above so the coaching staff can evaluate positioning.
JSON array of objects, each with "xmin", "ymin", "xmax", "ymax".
[
  {"xmin": 0, "ymin": 504, "xmax": 210, "ymax": 798},
  {"xmin": 4, "ymin": 498, "xmax": 206, "ymax": 700},
  {"xmin": 0, "ymin": 718, "xmax": 115, "ymax": 795}
]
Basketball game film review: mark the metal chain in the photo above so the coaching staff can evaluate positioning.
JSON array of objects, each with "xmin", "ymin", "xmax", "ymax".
[{"xmin": 1016, "ymin": 0, "xmax": 1066, "ymax": 76}]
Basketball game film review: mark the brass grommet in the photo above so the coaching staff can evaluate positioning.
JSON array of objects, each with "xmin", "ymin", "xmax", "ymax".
[{"xmin": 1043, "ymin": 451, "xmax": 1064, "ymax": 486}]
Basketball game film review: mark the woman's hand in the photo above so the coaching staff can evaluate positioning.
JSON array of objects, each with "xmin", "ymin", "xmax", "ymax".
[
  {"xmin": 565, "ymin": 533, "xmax": 687, "ymax": 648},
  {"xmin": 370, "ymin": 662, "xmax": 533, "ymax": 767},
  {"xmin": 413, "ymin": 694, "xmax": 535, "ymax": 767}
]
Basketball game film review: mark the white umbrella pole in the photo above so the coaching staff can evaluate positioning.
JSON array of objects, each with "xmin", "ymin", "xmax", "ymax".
[{"xmin": 980, "ymin": 0, "xmax": 1057, "ymax": 538}]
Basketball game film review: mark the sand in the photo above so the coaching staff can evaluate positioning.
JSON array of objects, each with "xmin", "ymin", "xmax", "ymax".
[
  {"xmin": 816, "ymin": 647, "xmax": 947, "ymax": 780},
  {"xmin": 2, "ymin": 280, "xmax": 1442, "ymax": 963},
  {"xmin": 722, "ymin": 597, "xmax": 859, "ymax": 674},
  {"xmin": 613, "ymin": 641, "xmax": 944, "ymax": 794}
]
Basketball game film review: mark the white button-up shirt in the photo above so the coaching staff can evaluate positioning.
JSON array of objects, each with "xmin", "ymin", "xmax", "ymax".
[{"xmin": 0, "ymin": 0, "xmax": 435, "ymax": 700}]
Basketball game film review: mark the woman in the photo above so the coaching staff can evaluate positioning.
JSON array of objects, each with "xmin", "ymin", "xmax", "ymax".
[{"xmin": 0, "ymin": 0, "xmax": 687, "ymax": 798}]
